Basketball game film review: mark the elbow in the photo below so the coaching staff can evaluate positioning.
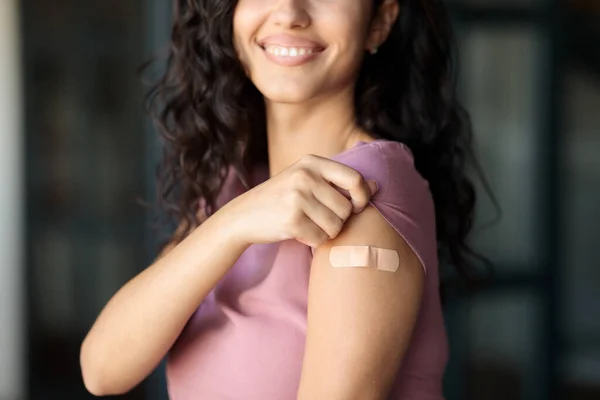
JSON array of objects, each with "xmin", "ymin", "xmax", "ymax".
[
  {"xmin": 81, "ymin": 370, "xmax": 124, "ymax": 397},
  {"xmin": 80, "ymin": 337, "xmax": 130, "ymax": 397},
  {"xmin": 81, "ymin": 373, "xmax": 115, "ymax": 397}
]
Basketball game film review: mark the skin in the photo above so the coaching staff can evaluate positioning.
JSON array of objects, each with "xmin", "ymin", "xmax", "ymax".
[
  {"xmin": 298, "ymin": 207, "xmax": 424, "ymax": 399},
  {"xmin": 234, "ymin": 0, "xmax": 423, "ymax": 398},
  {"xmin": 80, "ymin": 156, "xmax": 377, "ymax": 396},
  {"xmin": 233, "ymin": 0, "xmax": 399, "ymax": 175},
  {"xmin": 80, "ymin": 1, "xmax": 423, "ymax": 399}
]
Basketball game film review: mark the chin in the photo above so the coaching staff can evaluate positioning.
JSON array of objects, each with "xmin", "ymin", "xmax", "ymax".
[
  {"xmin": 263, "ymin": 92, "xmax": 313, "ymax": 104},
  {"xmin": 257, "ymin": 82, "xmax": 317, "ymax": 105}
]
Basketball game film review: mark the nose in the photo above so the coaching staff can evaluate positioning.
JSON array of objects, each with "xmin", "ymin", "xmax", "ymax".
[{"xmin": 271, "ymin": 0, "xmax": 310, "ymax": 29}]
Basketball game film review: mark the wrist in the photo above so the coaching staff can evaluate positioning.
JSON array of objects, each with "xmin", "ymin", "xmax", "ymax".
[{"xmin": 208, "ymin": 202, "xmax": 251, "ymax": 251}]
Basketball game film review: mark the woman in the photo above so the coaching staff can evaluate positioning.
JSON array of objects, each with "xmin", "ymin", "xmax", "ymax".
[{"xmin": 81, "ymin": 0, "xmax": 482, "ymax": 398}]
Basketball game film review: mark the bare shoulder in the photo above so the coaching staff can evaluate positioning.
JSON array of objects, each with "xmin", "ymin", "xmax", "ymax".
[{"xmin": 298, "ymin": 205, "xmax": 424, "ymax": 399}]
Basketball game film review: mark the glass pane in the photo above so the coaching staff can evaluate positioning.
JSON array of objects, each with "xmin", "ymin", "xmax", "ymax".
[
  {"xmin": 467, "ymin": 291, "xmax": 542, "ymax": 400},
  {"xmin": 459, "ymin": 27, "xmax": 543, "ymax": 270},
  {"xmin": 562, "ymin": 68, "xmax": 600, "ymax": 397}
]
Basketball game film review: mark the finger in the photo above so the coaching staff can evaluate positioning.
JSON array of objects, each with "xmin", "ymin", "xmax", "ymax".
[
  {"xmin": 291, "ymin": 214, "xmax": 330, "ymax": 248},
  {"xmin": 301, "ymin": 194, "xmax": 345, "ymax": 240},
  {"xmin": 312, "ymin": 157, "xmax": 375, "ymax": 212},
  {"xmin": 311, "ymin": 180, "xmax": 354, "ymax": 222},
  {"xmin": 367, "ymin": 180, "xmax": 378, "ymax": 196}
]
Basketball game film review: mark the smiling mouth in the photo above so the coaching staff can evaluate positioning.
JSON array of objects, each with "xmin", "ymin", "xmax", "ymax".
[{"xmin": 261, "ymin": 44, "xmax": 323, "ymax": 57}]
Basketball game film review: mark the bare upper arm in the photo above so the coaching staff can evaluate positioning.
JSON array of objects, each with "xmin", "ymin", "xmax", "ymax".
[{"xmin": 297, "ymin": 205, "xmax": 425, "ymax": 400}]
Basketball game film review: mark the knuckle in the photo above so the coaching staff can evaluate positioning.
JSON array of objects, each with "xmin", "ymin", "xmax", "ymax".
[
  {"xmin": 355, "ymin": 198, "xmax": 368, "ymax": 209},
  {"xmin": 335, "ymin": 217, "xmax": 344, "ymax": 232},
  {"xmin": 298, "ymin": 154, "xmax": 319, "ymax": 168},
  {"xmin": 299, "ymin": 153, "xmax": 317, "ymax": 164},
  {"xmin": 348, "ymin": 171, "xmax": 364, "ymax": 188},
  {"xmin": 291, "ymin": 168, "xmax": 312, "ymax": 187},
  {"xmin": 329, "ymin": 219, "xmax": 344, "ymax": 239},
  {"xmin": 285, "ymin": 189, "xmax": 304, "ymax": 207},
  {"xmin": 341, "ymin": 201, "xmax": 353, "ymax": 219}
]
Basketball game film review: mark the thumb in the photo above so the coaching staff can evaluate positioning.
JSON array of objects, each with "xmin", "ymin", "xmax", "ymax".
[{"xmin": 367, "ymin": 180, "xmax": 378, "ymax": 196}]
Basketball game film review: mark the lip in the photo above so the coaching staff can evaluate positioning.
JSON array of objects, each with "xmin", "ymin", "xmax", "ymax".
[
  {"xmin": 257, "ymin": 34, "xmax": 326, "ymax": 67},
  {"xmin": 258, "ymin": 34, "xmax": 325, "ymax": 49}
]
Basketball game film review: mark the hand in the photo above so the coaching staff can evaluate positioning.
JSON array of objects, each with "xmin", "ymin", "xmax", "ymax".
[{"xmin": 223, "ymin": 154, "xmax": 378, "ymax": 248}]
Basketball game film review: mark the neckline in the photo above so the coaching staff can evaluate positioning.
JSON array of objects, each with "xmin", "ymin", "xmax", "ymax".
[
  {"xmin": 333, "ymin": 138, "xmax": 404, "ymax": 158},
  {"xmin": 256, "ymin": 139, "xmax": 407, "ymax": 181}
]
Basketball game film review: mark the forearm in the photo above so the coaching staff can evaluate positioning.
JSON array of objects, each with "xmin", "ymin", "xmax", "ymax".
[{"xmin": 80, "ymin": 209, "xmax": 248, "ymax": 396}]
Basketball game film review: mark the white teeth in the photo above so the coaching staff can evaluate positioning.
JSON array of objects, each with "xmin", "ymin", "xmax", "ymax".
[{"xmin": 265, "ymin": 45, "xmax": 315, "ymax": 57}]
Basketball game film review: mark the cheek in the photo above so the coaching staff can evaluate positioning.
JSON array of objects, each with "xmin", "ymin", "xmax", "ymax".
[
  {"xmin": 324, "ymin": 17, "xmax": 370, "ymax": 72},
  {"xmin": 322, "ymin": 3, "xmax": 371, "ymax": 53},
  {"xmin": 232, "ymin": 0, "xmax": 263, "ymax": 63}
]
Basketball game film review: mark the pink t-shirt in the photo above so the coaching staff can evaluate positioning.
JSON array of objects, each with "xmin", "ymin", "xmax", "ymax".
[{"xmin": 166, "ymin": 140, "xmax": 448, "ymax": 400}]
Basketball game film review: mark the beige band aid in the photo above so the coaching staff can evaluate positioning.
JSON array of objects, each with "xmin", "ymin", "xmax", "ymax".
[{"xmin": 329, "ymin": 246, "xmax": 399, "ymax": 272}]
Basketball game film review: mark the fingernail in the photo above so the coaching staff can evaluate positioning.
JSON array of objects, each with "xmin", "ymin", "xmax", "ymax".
[{"xmin": 368, "ymin": 180, "xmax": 378, "ymax": 195}]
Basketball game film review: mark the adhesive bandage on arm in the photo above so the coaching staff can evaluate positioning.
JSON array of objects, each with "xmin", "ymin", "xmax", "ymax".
[{"xmin": 329, "ymin": 246, "xmax": 400, "ymax": 272}]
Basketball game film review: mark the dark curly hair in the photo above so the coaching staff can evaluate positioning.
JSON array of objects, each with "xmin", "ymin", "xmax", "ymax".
[{"xmin": 144, "ymin": 0, "xmax": 493, "ymax": 283}]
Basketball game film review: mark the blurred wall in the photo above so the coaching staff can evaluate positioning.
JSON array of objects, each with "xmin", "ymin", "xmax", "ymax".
[{"xmin": 0, "ymin": 0, "xmax": 25, "ymax": 399}]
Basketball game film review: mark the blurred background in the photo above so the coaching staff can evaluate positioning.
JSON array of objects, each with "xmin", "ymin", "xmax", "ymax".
[{"xmin": 0, "ymin": 0, "xmax": 598, "ymax": 399}]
